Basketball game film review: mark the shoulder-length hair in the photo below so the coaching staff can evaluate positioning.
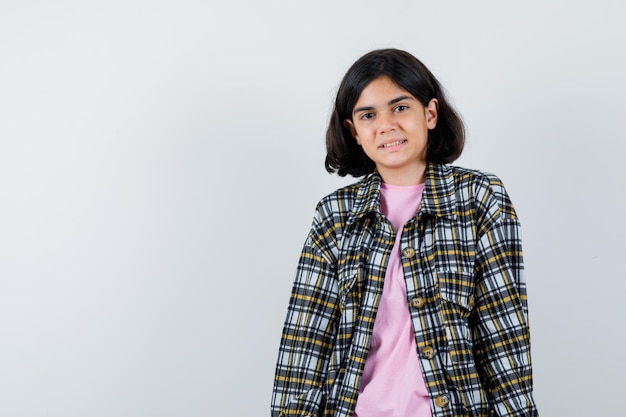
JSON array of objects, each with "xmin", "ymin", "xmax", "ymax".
[{"xmin": 325, "ymin": 48, "xmax": 465, "ymax": 177}]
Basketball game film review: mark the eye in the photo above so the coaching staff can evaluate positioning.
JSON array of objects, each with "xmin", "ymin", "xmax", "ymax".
[
  {"xmin": 394, "ymin": 105, "xmax": 409, "ymax": 112},
  {"xmin": 359, "ymin": 112, "xmax": 374, "ymax": 120}
]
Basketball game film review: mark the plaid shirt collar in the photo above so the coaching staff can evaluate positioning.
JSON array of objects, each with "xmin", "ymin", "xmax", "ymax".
[{"xmin": 347, "ymin": 163, "xmax": 458, "ymax": 229}]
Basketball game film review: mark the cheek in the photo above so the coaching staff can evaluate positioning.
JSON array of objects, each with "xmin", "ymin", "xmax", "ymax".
[
  {"xmin": 354, "ymin": 124, "xmax": 374, "ymax": 140},
  {"xmin": 352, "ymin": 128, "xmax": 366, "ymax": 144}
]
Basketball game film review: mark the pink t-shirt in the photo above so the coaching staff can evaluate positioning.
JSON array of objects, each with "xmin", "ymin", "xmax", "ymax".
[{"xmin": 353, "ymin": 182, "xmax": 432, "ymax": 417}]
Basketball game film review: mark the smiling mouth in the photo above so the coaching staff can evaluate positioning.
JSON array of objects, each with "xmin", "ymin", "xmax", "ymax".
[{"xmin": 381, "ymin": 139, "xmax": 407, "ymax": 148}]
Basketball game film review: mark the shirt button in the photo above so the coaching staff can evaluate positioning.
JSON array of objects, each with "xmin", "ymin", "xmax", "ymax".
[
  {"xmin": 435, "ymin": 395, "xmax": 450, "ymax": 408},
  {"xmin": 468, "ymin": 294, "xmax": 475, "ymax": 308},
  {"xmin": 410, "ymin": 296, "xmax": 425, "ymax": 308},
  {"xmin": 422, "ymin": 346, "xmax": 434, "ymax": 359},
  {"xmin": 402, "ymin": 247, "xmax": 416, "ymax": 258}
]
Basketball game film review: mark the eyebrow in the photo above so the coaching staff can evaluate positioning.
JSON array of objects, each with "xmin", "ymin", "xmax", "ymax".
[{"xmin": 352, "ymin": 95, "xmax": 415, "ymax": 115}]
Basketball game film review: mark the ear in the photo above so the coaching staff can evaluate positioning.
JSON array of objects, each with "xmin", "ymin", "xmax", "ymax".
[
  {"xmin": 425, "ymin": 98, "xmax": 439, "ymax": 130},
  {"xmin": 343, "ymin": 119, "xmax": 361, "ymax": 144}
]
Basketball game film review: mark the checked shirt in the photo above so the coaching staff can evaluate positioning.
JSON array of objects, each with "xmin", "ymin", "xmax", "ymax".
[{"xmin": 271, "ymin": 163, "xmax": 539, "ymax": 417}]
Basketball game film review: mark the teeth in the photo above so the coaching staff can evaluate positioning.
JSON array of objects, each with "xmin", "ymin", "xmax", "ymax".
[{"xmin": 383, "ymin": 140, "xmax": 404, "ymax": 148}]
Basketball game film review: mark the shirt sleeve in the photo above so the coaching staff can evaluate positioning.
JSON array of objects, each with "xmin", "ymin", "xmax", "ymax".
[
  {"xmin": 271, "ymin": 208, "xmax": 340, "ymax": 417},
  {"xmin": 471, "ymin": 176, "xmax": 539, "ymax": 417}
]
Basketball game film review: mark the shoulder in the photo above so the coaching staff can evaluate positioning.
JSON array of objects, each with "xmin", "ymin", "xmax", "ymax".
[
  {"xmin": 304, "ymin": 176, "xmax": 369, "ymax": 263},
  {"xmin": 447, "ymin": 165, "xmax": 518, "ymax": 225},
  {"xmin": 312, "ymin": 175, "xmax": 369, "ymax": 236},
  {"xmin": 447, "ymin": 164, "xmax": 499, "ymax": 185},
  {"xmin": 315, "ymin": 179, "xmax": 362, "ymax": 219}
]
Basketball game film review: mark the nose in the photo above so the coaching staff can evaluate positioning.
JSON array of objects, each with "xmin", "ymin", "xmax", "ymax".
[{"xmin": 377, "ymin": 111, "xmax": 396, "ymax": 134}]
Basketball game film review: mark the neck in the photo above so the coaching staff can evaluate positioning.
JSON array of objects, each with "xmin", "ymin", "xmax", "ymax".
[{"xmin": 378, "ymin": 163, "xmax": 427, "ymax": 186}]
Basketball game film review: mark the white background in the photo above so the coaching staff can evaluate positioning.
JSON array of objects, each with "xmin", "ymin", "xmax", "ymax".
[{"xmin": 1, "ymin": 1, "xmax": 625, "ymax": 416}]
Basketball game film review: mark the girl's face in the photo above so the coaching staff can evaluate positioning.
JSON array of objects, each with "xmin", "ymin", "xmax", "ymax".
[{"xmin": 344, "ymin": 76, "xmax": 438, "ymax": 185}]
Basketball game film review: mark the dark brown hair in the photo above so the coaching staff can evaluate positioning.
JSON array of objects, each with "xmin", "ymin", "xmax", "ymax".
[{"xmin": 325, "ymin": 48, "xmax": 465, "ymax": 177}]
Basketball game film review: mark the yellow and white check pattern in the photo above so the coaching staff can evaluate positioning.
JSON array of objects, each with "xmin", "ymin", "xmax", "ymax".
[{"xmin": 271, "ymin": 163, "xmax": 538, "ymax": 417}]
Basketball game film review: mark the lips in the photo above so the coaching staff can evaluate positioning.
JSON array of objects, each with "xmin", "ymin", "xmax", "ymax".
[{"xmin": 380, "ymin": 139, "xmax": 407, "ymax": 149}]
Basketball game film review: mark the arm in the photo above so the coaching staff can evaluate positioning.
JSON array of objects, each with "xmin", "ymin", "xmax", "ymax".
[
  {"xmin": 271, "ymin": 211, "xmax": 340, "ymax": 417},
  {"xmin": 471, "ymin": 177, "xmax": 538, "ymax": 416}
]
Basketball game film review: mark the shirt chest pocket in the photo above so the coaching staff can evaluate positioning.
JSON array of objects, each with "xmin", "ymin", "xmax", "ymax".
[
  {"xmin": 329, "ymin": 266, "xmax": 362, "ymax": 374},
  {"xmin": 437, "ymin": 269, "xmax": 475, "ymax": 347},
  {"xmin": 338, "ymin": 269, "xmax": 359, "ymax": 308}
]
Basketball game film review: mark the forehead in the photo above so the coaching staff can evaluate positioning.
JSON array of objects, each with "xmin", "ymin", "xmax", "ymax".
[{"xmin": 355, "ymin": 76, "xmax": 414, "ymax": 105}]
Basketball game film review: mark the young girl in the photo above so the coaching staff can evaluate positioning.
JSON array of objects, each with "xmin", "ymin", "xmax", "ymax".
[{"xmin": 271, "ymin": 48, "xmax": 538, "ymax": 417}]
